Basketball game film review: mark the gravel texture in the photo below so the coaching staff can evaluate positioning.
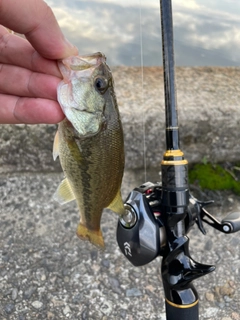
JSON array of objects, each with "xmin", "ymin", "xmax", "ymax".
[{"xmin": 0, "ymin": 169, "xmax": 240, "ymax": 319}]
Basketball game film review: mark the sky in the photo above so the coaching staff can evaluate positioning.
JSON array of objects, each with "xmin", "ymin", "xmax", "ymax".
[{"xmin": 45, "ymin": 0, "xmax": 240, "ymax": 66}]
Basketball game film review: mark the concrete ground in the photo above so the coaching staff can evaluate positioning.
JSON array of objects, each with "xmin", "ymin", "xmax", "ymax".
[
  {"xmin": 0, "ymin": 169, "xmax": 240, "ymax": 320},
  {"xmin": 0, "ymin": 67, "xmax": 240, "ymax": 319}
]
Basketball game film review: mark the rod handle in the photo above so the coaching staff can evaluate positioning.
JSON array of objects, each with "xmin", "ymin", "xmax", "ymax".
[{"xmin": 165, "ymin": 299, "xmax": 199, "ymax": 320}]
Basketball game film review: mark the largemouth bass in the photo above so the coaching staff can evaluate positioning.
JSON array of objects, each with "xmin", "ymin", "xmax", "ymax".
[{"xmin": 53, "ymin": 52, "xmax": 125, "ymax": 248}]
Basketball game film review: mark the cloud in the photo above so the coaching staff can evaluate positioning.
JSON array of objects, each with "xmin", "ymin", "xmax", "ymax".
[
  {"xmin": 172, "ymin": 3, "xmax": 240, "ymax": 65},
  {"xmin": 46, "ymin": 0, "xmax": 240, "ymax": 66}
]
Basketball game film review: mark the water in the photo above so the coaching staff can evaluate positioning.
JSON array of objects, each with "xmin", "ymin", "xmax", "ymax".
[{"xmin": 45, "ymin": 0, "xmax": 240, "ymax": 67}]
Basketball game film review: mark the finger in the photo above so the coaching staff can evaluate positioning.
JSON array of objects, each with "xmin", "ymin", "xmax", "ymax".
[
  {"xmin": 0, "ymin": 0, "xmax": 78, "ymax": 59},
  {"xmin": 0, "ymin": 26, "xmax": 61, "ymax": 78},
  {"xmin": 0, "ymin": 63, "xmax": 60, "ymax": 100},
  {"xmin": 0, "ymin": 94, "xmax": 64, "ymax": 124}
]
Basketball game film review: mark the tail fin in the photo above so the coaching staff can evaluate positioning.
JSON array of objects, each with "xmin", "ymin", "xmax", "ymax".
[{"xmin": 76, "ymin": 223, "xmax": 104, "ymax": 248}]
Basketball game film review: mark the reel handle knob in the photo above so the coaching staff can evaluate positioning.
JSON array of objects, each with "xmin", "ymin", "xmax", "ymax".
[{"xmin": 222, "ymin": 212, "xmax": 240, "ymax": 233}]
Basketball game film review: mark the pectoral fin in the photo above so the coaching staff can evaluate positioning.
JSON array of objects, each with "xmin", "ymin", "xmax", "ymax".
[
  {"xmin": 107, "ymin": 189, "xmax": 125, "ymax": 215},
  {"xmin": 53, "ymin": 130, "xmax": 59, "ymax": 161},
  {"xmin": 53, "ymin": 178, "xmax": 75, "ymax": 205}
]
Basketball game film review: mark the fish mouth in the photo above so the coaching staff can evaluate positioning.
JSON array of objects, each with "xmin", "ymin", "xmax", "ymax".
[
  {"xmin": 71, "ymin": 52, "xmax": 106, "ymax": 70},
  {"xmin": 59, "ymin": 52, "xmax": 106, "ymax": 73}
]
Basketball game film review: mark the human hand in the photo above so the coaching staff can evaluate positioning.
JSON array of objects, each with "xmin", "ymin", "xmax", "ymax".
[{"xmin": 0, "ymin": 0, "xmax": 78, "ymax": 124}]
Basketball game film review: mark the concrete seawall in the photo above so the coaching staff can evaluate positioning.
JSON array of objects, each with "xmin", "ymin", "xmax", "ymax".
[{"xmin": 1, "ymin": 66, "xmax": 240, "ymax": 174}]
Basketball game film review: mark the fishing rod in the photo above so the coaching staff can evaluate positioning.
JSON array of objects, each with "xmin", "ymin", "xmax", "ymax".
[{"xmin": 116, "ymin": 0, "xmax": 240, "ymax": 319}]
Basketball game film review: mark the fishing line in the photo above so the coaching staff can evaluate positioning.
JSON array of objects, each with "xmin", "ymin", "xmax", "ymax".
[{"xmin": 139, "ymin": 0, "xmax": 147, "ymax": 182}]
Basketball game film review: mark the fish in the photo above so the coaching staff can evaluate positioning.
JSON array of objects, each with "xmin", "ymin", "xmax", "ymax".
[{"xmin": 53, "ymin": 52, "xmax": 125, "ymax": 248}]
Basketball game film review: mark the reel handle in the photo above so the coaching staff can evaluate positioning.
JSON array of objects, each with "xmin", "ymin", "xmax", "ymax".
[
  {"xmin": 201, "ymin": 208, "xmax": 240, "ymax": 234},
  {"xmin": 222, "ymin": 212, "xmax": 240, "ymax": 233}
]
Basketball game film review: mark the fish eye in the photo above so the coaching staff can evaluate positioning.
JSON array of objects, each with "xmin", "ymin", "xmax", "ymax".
[{"xmin": 94, "ymin": 77, "xmax": 108, "ymax": 94}]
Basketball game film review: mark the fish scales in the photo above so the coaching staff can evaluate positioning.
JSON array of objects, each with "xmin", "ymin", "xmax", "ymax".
[
  {"xmin": 53, "ymin": 52, "xmax": 125, "ymax": 248},
  {"xmin": 58, "ymin": 97, "xmax": 124, "ymax": 228}
]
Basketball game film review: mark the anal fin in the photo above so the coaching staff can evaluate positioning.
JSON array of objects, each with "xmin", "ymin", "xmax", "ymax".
[{"xmin": 107, "ymin": 189, "xmax": 125, "ymax": 215}]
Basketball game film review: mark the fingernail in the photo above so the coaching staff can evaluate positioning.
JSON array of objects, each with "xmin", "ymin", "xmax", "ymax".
[{"xmin": 64, "ymin": 37, "xmax": 79, "ymax": 56}]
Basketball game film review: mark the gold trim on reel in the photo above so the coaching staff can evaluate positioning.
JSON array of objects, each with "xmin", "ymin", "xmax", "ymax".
[{"xmin": 166, "ymin": 298, "xmax": 199, "ymax": 309}]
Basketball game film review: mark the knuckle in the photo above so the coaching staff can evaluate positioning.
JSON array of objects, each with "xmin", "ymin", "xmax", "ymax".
[{"xmin": 0, "ymin": 26, "xmax": 11, "ymax": 57}]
